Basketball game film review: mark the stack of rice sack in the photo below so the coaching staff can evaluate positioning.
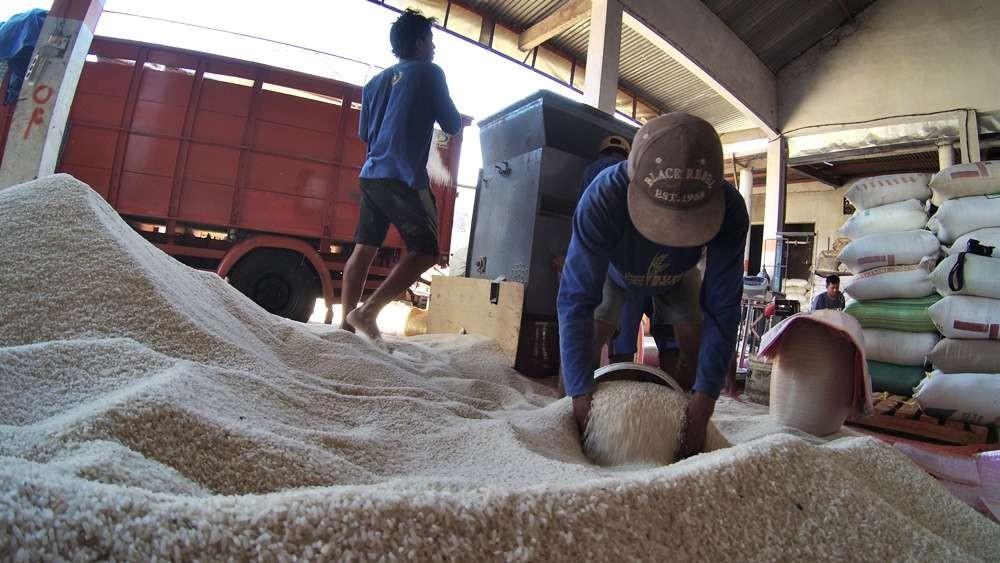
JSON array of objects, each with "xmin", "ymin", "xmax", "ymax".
[
  {"xmin": 915, "ymin": 161, "xmax": 1000, "ymax": 425},
  {"xmin": 782, "ymin": 278, "xmax": 812, "ymax": 312},
  {"xmin": 837, "ymin": 173, "xmax": 939, "ymax": 396}
]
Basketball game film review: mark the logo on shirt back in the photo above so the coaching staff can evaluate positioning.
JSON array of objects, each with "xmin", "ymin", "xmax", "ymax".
[
  {"xmin": 619, "ymin": 252, "xmax": 683, "ymax": 287},
  {"xmin": 391, "ymin": 71, "xmax": 403, "ymax": 86}
]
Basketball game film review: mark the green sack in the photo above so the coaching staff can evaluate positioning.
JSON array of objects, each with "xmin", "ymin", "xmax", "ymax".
[
  {"xmin": 844, "ymin": 295, "xmax": 941, "ymax": 332},
  {"xmin": 868, "ymin": 360, "xmax": 926, "ymax": 396}
]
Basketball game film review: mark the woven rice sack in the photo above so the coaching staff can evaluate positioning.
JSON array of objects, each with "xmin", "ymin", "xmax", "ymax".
[
  {"xmin": 929, "ymin": 253, "xmax": 1000, "ymax": 300},
  {"xmin": 845, "ymin": 173, "xmax": 930, "ymax": 209},
  {"xmin": 768, "ymin": 321, "xmax": 855, "ymax": 436},
  {"xmin": 837, "ymin": 230, "xmax": 940, "ymax": 274},
  {"xmin": 927, "ymin": 194, "xmax": 1000, "ymax": 244},
  {"xmin": 914, "ymin": 371, "xmax": 1000, "ymax": 425},
  {"xmin": 842, "ymin": 262, "xmax": 934, "ymax": 301},
  {"xmin": 839, "ymin": 199, "xmax": 928, "ymax": 239},
  {"xmin": 929, "ymin": 295, "xmax": 1000, "ymax": 340},
  {"xmin": 584, "ymin": 381, "xmax": 687, "ymax": 466},
  {"xmin": 929, "ymin": 161, "xmax": 1000, "ymax": 202},
  {"xmin": 948, "ymin": 227, "xmax": 1000, "ymax": 255},
  {"xmin": 843, "ymin": 295, "xmax": 940, "ymax": 332},
  {"xmin": 868, "ymin": 360, "xmax": 926, "ymax": 396},
  {"xmin": 863, "ymin": 329, "xmax": 938, "ymax": 366},
  {"xmin": 929, "ymin": 338, "xmax": 1000, "ymax": 374}
]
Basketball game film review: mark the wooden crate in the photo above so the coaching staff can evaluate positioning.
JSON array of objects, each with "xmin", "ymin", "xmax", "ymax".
[
  {"xmin": 426, "ymin": 276, "xmax": 525, "ymax": 365},
  {"xmin": 847, "ymin": 394, "xmax": 998, "ymax": 446}
]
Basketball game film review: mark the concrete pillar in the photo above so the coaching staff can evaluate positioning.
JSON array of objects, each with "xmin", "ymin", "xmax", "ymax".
[
  {"xmin": 762, "ymin": 137, "xmax": 787, "ymax": 290},
  {"xmin": 937, "ymin": 142, "xmax": 955, "ymax": 170},
  {"xmin": 958, "ymin": 109, "xmax": 980, "ymax": 164},
  {"xmin": 0, "ymin": 0, "xmax": 105, "ymax": 190},
  {"xmin": 738, "ymin": 167, "xmax": 754, "ymax": 273},
  {"xmin": 583, "ymin": 0, "xmax": 622, "ymax": 115}
]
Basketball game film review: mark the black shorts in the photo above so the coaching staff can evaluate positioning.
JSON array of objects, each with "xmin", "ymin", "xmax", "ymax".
[{"xmin": 354, "ymin": 177, "xmax": 439, "ymax": 255}]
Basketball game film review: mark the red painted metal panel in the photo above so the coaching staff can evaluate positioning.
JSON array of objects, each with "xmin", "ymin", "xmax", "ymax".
[
  {"xmin": 69, "ymin": 92, "xmax": 126, "ymax": 126},
  {"xmin": 329, "ymin": 201, "xmax": 361, "ymax": 241},
  {"xmin": 239, "ymin": 189, "xmax": 326, "ymax": 236},
  {"xmin": 76, "ymin": 60, "xmax": 134, "ymax": 97},
  {"xmin": 256, "ymin": 89, "xmax": 340, "ymax": 133},
  {"xmin": 178, "ymin": 180, "xmax": 235, "ymax": 224},
  {"xmin": 148, "ymin": 49, "xmax": 199, "ymax": 70},
  {"xmin": 123, "ymin": 135, "xmax": 179, "ymax": 177},
  {"xmin": 252, "ymin": 120, "xmax": 338, "ymax": 161},
  {"xmin": 335, "ymin": 167, "xmax": 363, "ymax": 203},
  {"xmin": 185, "ymin": 144, "xmax": 240, "ymax": 185},
  {"xmin": 89, "ymin": 39, "xmax": 140, "ymax": 60},
  {"xmin": 116, "ymin": 171, "xmax": 172, "ymax": 217},
  {"xmin": 205, "ymin": 60, "xmax": 256, "ymax": 81},
  {"xmin": 191, "ymin": 110, "xmax": 245, "ymax": 145},
  {"xmin": 198, "ymin": 80, "xmax": 252, "ymax": 116},
  {"xmin": 132, "ymin": 100, "xmax": 186, "ymax": 136},
  {"xmin": 57, "ymin": 163, "xmax": 112, "ymax": 200},
  {"xmin": 59, "ymin": 125, "xmax": 118, "ymax": 170},
  {"xmin": 138, "ymin": 66, "xmax": 194, "ymax": 107},
  {"xmin": 245, "ymin": 153, "xmax": 335, "ymax": 199}
]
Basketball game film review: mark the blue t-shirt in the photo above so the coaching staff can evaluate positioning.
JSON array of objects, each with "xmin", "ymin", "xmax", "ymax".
[
  {"xmin": 359, "ymin": 60, "xmax": 462, "ymax": 189},
  {"xmin": 558, "ymin": 161, "xmax": 749, "ymax": 398},
  {"xmin": 579, "ymin": 153, "xmax": 626, "ymax": 199}
]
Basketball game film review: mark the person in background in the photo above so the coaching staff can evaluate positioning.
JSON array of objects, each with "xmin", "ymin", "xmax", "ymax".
[
  {"xmin": 558, "ymin": 113, "xmax": 749, "ymax": 459},
  {"xmin": 341, "ymin": 9, "xmax": 463, "ymax": 339},
  {"xmin": 811, "ymin": 274, "xmax": 845, "ymax": 311},
  {"xmin": 579, "ymin": 135, "xmax": 631, "ymax": 198}
]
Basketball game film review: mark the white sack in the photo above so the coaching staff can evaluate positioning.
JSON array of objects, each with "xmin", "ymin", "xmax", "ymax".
[
  {"xmin": 927, "ymin": 195, "xmax": 1000, "ymax": 244},
  {"xmin": 837, "ymin": 230, "xmax": 939, "ymax": 274},
  {"xmin": 845, "ymin": 173, "xmax": 930, "ymax": 209},
  {"xmin": 842, "ymin": 262, "xmax": 934, "ymax": 301},
  {"xmin": 929, "ymin": 161, "xmax": 1000, "ymax": 202},
  {"xmin": 948, "ymin": 228, "xmax": 1000, "ymax": 255},
  {"xmin": 839, "ymin": 199, "xmax": 928, "ymax": 239},
  {"xmin": 930, "ymin": 252, "xmax": 1000, "ymax": 300},
  {"xmin": 914, "ymin": 371, "xmax": 1000, "ymax": 425},
  {"xmin": 928, "ymin": 295, "xmax": 1000, "ymax": 340},
  {"xmin": 863, "ymin": 329, "xmax": 938, "ymax": 366}
]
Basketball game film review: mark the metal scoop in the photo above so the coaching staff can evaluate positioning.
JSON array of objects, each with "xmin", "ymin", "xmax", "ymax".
[{"xmin": 593, "ymin": 362, "xmax": 685, "ymax": 393}]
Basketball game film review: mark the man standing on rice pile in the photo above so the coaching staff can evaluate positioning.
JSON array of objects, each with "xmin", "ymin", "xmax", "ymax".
[
  {"xmin": 341, "ymin": 9, "xmax": 463, "ymax": 339},
  {"xmin": 558, "ymin": 113, "xmax": 749, "ymax": 458}
]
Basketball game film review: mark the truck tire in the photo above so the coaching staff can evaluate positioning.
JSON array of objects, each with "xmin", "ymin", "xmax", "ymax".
[{"xmin": 227, "ymin": 248, "xmax": 318, "ymax": 323}]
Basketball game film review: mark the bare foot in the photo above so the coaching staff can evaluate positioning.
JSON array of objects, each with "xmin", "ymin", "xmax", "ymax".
[{"xmin": 346, "ymin": 307, "xmax": 381, "ymax": 340}]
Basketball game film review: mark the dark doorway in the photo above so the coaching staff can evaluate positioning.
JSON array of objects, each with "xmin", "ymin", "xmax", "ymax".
[
  {"xmin": 782, "ymin": 222, "xmax": 815, "ymax": 280},
  {"xmin": 747, "ymin": 225, "xmax": 763, "ymax": 274}
]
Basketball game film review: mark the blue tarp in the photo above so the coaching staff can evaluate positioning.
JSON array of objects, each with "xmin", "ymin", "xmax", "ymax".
[{"xmin": 0, "ymin": 9, "xmax": 47, "ymax": 105}]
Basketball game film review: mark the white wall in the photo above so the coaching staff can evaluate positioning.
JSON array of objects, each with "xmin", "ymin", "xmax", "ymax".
[
  {"xmin": 778, "ymin": 0, "xmax": 1000, "ymax": 131},
  {"xmin": 751, "ymin": 181, "xmax": 851, "ymax": 263}
]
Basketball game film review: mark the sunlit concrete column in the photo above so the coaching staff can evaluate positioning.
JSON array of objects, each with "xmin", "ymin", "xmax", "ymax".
[
  {"xmin": 762, "ymin": 137, "xmax": 787, "ymax": 290},
  {"xmin": 0, "ymin": 0, "xmax": 105, "ymax": 189},
  {"xmin": 958, "ymin": 109, "xmax": 980, "ymax": 164},
  {"xmin": 583, "ymin": 0, "xmax": 622, "ymax": 115},
  {"xmin": 937, "ymin": 141, "xmax": 955, "ymax": 170},
  {"xmin": 738, "ymin": 167, "xmax": 754, "ymax": 273}
]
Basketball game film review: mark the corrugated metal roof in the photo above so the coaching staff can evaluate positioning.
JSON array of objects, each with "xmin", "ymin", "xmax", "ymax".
[
  {"xmin": 464, "ymin": 0, "xmax": 566, "ymax": 29},
  {"xmin": 702, "ymin": 0, "xmax": 875, "ymax": 71}
]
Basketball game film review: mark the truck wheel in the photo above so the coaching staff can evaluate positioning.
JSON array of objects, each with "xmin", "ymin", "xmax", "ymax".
[{"xmin": 228, "ymin": 248, "xmax": 318, "ymax": 323}]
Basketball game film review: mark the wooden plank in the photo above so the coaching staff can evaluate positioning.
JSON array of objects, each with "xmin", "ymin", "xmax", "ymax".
[
  {"xmin": 427, "ymin": 276, "xmax": 525, "ymax": 365},
  {"xmin": 895, "ymin": 401, "xmax": 921, "ymax": 419},
  {"xmin": 848, "ymin": 415, "xmax": 987, "ymax": 445},
  {"xmin": 518, "ymin": 0, "xmax": 592, "ymax": 51}
]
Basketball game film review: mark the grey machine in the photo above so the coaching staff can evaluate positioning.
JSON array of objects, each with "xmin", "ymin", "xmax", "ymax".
[{"xmin": 468, "ymin": 90, "xmax": 636, "ymax": 377}]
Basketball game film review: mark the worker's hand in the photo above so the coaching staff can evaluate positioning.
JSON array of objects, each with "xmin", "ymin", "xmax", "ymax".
[
  {"xmin": 677, "ymin": 392, "xmax": 716, "ymax": 460},
  {"xmin": 572, "ymin": 393, "xmax": 593, "ymax": 436}
]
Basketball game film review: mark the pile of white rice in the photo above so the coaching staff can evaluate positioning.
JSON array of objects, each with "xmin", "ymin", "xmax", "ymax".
[{"xmin": 1, "ymin": 175, "xmax": 997, "ymax": 561}]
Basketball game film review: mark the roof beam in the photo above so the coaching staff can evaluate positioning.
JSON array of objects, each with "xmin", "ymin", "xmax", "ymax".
[
  {"xmin": 619, "ymin": 0, "xmax": 778, "ymax": 137},
  {"xmin": 519, "ymin": 0, "xmax": 592, "ymax": 51}
]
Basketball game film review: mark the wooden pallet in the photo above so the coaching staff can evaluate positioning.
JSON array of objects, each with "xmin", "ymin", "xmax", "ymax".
[{"xmin": 847, "ymin": 394, "xmax": 998, "ymax": 446}]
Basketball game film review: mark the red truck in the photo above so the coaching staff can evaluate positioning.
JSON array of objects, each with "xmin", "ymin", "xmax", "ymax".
[{"xmin": 0, "ymin": 38, "xmax": 468, "ymax": 322}]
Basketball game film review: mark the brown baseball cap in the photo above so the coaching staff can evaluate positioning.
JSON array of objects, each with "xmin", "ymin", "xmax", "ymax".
[{"xmin": 627, "ymin": 113, "xmax": 724, "ymax": 247}]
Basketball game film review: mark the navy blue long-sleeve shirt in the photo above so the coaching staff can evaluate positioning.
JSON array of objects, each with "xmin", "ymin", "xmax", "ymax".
[
  {"xmin": 558, "ymin": 162, "xmax": 749, "ymax": 398},
  {"xmin": 359, "ymin": 60, "xmax": 462, "ymax": 189}
]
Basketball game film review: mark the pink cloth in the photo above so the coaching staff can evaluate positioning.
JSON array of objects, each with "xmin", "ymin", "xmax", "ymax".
[{"xmin": 757, "ymin": 309, "xmax": 873, "ymax": 417}]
